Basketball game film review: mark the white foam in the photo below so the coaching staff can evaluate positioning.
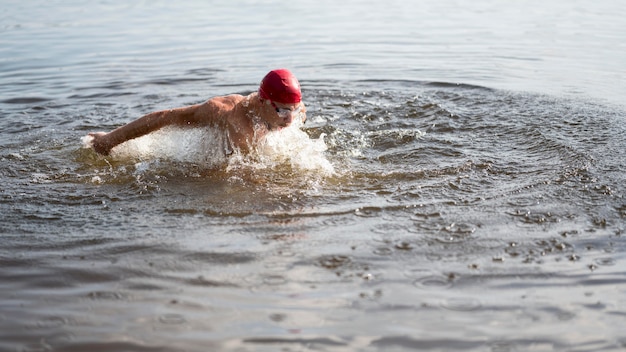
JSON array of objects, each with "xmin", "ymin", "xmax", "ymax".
[
  {"xmin": 81, "ymin": 134, "xmax": 95, "ymax": 148},
  {"xmin": 252, "ymin": 121, "xmax": 335, "ymax": 176},
  {"xmin": 81, "ymin": 127, "xmax": 229, "ymax": 168},
  {"xmin": 82, "ymin": 123, "xmax": 334, "ymax": 175}
]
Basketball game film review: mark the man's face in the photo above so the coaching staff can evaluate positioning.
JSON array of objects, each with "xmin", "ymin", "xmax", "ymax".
[{"xmin": 266, "ymin": 101, "xmax": 304, "ymax": 129}]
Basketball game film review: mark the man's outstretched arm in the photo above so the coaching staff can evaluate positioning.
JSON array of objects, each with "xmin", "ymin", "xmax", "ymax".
[{"xmin": 88, "ymin": 104, "xmax": 202, "ymax": 155}]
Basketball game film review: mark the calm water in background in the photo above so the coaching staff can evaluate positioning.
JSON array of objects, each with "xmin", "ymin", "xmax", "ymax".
[{"xmin": 1, "ymin": 1, "xmax": 626, "ymax": 351}]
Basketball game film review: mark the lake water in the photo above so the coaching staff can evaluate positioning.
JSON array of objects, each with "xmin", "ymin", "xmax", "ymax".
[{"xmin": 1, "ymin": 1, "xmax": 625, "ymax": 351}]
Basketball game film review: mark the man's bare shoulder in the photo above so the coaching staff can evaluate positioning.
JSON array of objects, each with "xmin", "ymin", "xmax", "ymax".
[
  {"xmin": 204, "ymin": 94, "xmax": 247, "ymax": 110},
  {"xmin": 192, "ymin": 94, "xmax": 249, "ymax": 125}
]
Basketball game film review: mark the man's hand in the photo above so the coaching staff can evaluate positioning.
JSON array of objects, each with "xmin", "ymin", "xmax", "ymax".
[{"xmin": 88, "ymin": 132, "xmax": 113, "ymax": 155}]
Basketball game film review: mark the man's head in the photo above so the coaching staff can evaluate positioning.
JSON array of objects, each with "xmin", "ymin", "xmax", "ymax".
[
  {"xmin": 258, "ymin": 69, "xmax": 304, "ymax": 129},
  {"xmin": 258, "ymin": 69, "xmax": 301, "ymax": 104}
]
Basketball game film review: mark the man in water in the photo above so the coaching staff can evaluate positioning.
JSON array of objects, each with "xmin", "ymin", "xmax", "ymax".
[{"xmin": 88, "ymin": 68, "xmax": 306, "ymax": 155}]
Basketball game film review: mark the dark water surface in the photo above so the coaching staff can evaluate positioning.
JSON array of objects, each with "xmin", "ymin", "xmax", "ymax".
[{"xmin": 1, "ymin": 1, "xmax": 626, "ymax": 351}]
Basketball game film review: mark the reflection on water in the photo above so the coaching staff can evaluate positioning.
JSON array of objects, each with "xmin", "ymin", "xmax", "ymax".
[{"xmin": 1, "ymin": 1, "xmax": 626, "ymax": 351}]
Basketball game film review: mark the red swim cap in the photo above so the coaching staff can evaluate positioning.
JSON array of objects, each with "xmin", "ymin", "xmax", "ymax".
[{"xmin": 258, "ymin": 69, "xmax": 302, "ymax": 104}]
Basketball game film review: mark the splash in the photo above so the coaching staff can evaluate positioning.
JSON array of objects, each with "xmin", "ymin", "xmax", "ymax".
[
  {"xmin": 82, "ymin": 127, "xmax": 231, "ymax": 168},
  {"xmin": 249, "ymin": 120, "xmax": 335, "ymax": 176},
  {"xmin": 82, "ymin": 122, "xmax": 334, "ymax": 176}
]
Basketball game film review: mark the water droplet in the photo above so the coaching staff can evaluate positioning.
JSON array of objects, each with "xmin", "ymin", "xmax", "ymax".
[
  {"xmin": 394, "ymin": 241, "xmax": 413, "ymax": 250},
  {"xmin": 36, "ymin": 316, "xmax": 67, "ymax": 328},
  {"xmin": 158, "ymin": 313, "xmax": 186, "ymax": 325},
  {"xmin": 269, "ymin": 313, "xmax": 287, "ymax": 322},
  {"xmin": 435, "ymin": 234, "xmax": 467, "ymax": 244},
  {"xmin": 87, "ymin": 291, "xmax": 123, "ymax": 300},
  {"xmin": 403, "ymin": 268, "xmax": 432, "ymax": 278},
  {"xmin": 413, "ymin": 275, "xmax": 452, "ymax": 289},
  {"xmin": 372, "ymin": 223, "xmax": 409, "ymax": 234},
  {"xmin": 354, "ymin": 207, "xmax": 381, "ymax": 217},
  {"xmin": 425, "ymin": 252, "xmax": 442, "ymax": 261},
  {"xmin": 318, "ymin": 255, "xmax": 351, "ymax": 269},
  {"xmin": 373, "ymin": 247, "xmax": 393, "ymax": 256},
  {"xmin": 440, "ymin": 297, "xmax": 482, "ymax": 312},
  {"xmin": 443, "ymin": 222, "xmax": 476, "ymax": 235},
  {"xmin": 262, "ymin": 275, "xmax": 287, "ymax": 285},
  {"xmin": 322, "ymin": 216, "xmax": 355, "ymax": 226},
  {"xmin": 594, "ymin": 257, "xmax": 615, "ymax": 266}
]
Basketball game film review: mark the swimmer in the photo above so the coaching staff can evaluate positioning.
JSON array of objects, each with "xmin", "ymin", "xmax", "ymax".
[{"xmin": 87, "ymin": 69, "xmax": 306, "ymax": 155}]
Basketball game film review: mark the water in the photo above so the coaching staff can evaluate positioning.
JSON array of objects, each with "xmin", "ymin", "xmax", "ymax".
[{"xmin": 1, "ymin": 1, "xmax": 626, "ymax": 351}]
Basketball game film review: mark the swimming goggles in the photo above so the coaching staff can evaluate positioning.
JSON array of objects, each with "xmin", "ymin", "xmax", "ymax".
[{"xmin": 271, "ymin": 101, "xmax": 302, "ymax": 118}]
